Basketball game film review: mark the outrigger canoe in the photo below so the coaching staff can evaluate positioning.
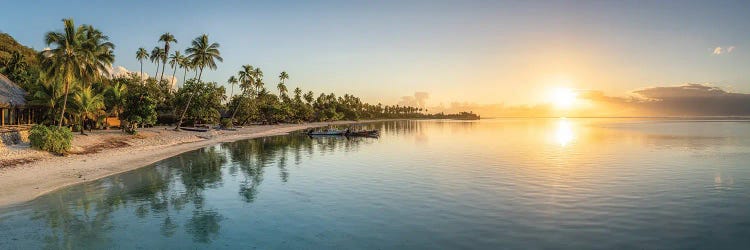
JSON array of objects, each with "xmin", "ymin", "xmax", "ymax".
[
  {"xmin": 307, "ymin": 130, "xmax": 345, "ymax": 136},
  {"xmin": 180, "ymin": 127, "xmax": 211, "ymax": 132},
  {"xmin": 306, "ymin": 129, "xmax": 379, "ymax": 137}
]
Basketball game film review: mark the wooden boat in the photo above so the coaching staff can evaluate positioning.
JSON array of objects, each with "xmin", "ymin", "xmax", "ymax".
[
  {"xmin": 306, "ymin": 129, "xmax": 345, "ymax": 136},
  {"xmin": 180, "ymin": 127, "xmax": 210, "ymax": 132}
]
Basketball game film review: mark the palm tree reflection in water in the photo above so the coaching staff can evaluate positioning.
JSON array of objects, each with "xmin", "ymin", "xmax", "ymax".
[{"xmin": 24, "ymin": 124, "xmax": 398, "ymax": 247}]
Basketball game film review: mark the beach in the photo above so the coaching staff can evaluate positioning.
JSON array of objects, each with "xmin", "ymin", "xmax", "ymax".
[{"xmin": 0, "ymin": 121, "xmax": 370, "ymax": 207}]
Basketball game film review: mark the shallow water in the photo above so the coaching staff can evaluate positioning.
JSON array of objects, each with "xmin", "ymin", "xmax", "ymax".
[{"xmin": 1, "ymin": 119, "xmax": 749, "ymax": 249}]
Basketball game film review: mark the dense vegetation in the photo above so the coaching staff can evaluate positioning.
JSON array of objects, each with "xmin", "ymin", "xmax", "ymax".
[{"xmin": 1, "ymin": 18, "xmax": 478, "ymax": 144}]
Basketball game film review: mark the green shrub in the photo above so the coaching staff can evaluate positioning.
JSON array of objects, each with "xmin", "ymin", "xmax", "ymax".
[
  {"xmin": 220, "ymin": 118, "xmax": 233, "ymax": 128},
  {"xmin": 28, "ymin": 125, "xmax": 73, "ymax": 154}
]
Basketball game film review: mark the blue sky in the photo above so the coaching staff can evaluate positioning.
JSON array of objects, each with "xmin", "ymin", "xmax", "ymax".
[{"xmin": 1, "ymin": 0, "xmax": 749, "ymax": 106}]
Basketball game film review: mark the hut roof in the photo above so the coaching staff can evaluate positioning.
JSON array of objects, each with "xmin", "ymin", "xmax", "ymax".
[{"xmin": 0, "ymin": 73, "xmax": 27, "ymax": 108}]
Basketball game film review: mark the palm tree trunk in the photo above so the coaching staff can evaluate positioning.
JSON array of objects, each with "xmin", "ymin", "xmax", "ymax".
[
  {"xmin": 80, "ymin": 114, "xmax": 86, "ymax": 135},
  {"xmin": 171, "ymin": 66, "xmax": 177, "ymax": 89},
  {"xmin": 140, "ymin": 61, "xmax": 144, "ymax": 84},
  {"xmin": 160, "ymin": 59, "xmax": 166, "ymax": 83},
  {"xmin": 230, "ymin": 93, "xmax": 243, "ymax": 121},
  {"xmin": 182, "ymin": 68, "xmax": 187, "ymax": 87},
  {"xmin": 58, "ymin": 81, "xmax": 70, "ymax": 128},
  {"xmin": 175, "ymin": 93, "xmax": 194, "ymax": 130},
  {"xmin": 154, "ymin": 62, "xmax": 159, "ymax": 79},
  {"xmin": 198, "ymin": 67, "xmax": 204, "ymax": 81}
]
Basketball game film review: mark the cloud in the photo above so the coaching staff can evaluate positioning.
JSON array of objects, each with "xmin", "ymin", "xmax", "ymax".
[
  {"xmin": 108, "ymin": 65, "xmax": 177, "ymax": 89},
  {"xmin": 429, "ymin": 84, "xmax": 750, "ymax": 117},
  {"xmin": 713, "ymin": 46, "xmax": 735, "ymax": 55},
  {"xmin": 398, "ymin": 91, "xmax": 430, "ymax": 108},
  {"xmin": 581, "ymin": 83, "xmax": 750, "ymax": 116}
]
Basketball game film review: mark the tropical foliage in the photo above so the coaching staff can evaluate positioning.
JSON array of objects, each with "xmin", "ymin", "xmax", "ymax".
[
  {"xmin": 3, "ymin": 18, "xmax": 477, "ymax": 153},
  {"xmin": 28, "ymin": 125, "xmax": 73, "ymax": 154}
]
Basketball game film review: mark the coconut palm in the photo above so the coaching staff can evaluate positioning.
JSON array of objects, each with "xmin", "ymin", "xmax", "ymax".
[
  {"xmin": 72, "ymin": 86, "xmax": 105, "ymax": 135},
  {"xmin": 105, "ymin": 82, "xmax": 127, "ymax": 117},
  {"xmin": 168, "ymin": 51, "xmax": 183, "ymax": 88},
  {"xmin": 28, "ymin": 76, "xmax": 64, "ymax": 124},
  {"xmin": 176, "ymin": 35, "xmax": 221, "ymax": 130},
  {"xmin": 104, "ymin": 81, "xmax": 127, "ymax": 127},
  {"xmin": 0, "ymin": 51, "xmax": 27, "ymax": 75},
  {"xmin": 252, "ymin": 67, "xmax": 264, "ymax": 92},
  {"xmin": 136, "ymin": 47, "xmax": 148, "ymax": 84},
  {"xmin": 185, "ymin": 34, "xmax": 222, "ymax": 80},
  {"xmin": 79, "ymin": 25, "xmax": 115, "ymax": 82},
  {"xmin": 279, "ymin": 71, "xmax": 289, "ymax": 84},
  {"xmin": 227, "ymin": 76, "xmax": 238, "ymax": 98},
  {"xmin": 231, "ymin": 65, "xmax": 255, "ymax": 121},
  {"xmin": 42, "ymin": 18, "xmax": 113, "ymax": 127},
  {"xmin": 277, "ymin": 71, "xmax": 289, "ymax": 96},
  {"xmin": 180, "ymin": 57, "xmax": 191, "ymax": 85},
  {"xmin": 238, "ymin": 65, "xmax": 255, "ymax": 93},
  {"xmin": 158, "ymin": 33, "xmax": 177, "ymax": 83},
  {"xmin": 150, "ymin": 46, "xmax": 163, "ymax": 78}
]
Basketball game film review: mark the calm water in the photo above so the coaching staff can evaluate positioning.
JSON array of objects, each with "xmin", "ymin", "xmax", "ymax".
[{"xmin": 1, "ymin": 119, "xmax": 750, "ymax": 249}]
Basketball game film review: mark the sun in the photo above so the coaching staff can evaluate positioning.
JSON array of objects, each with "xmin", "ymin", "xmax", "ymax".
[{"xmin": 551, "ymin": 87, "xmax": 577, "ymax": 109}]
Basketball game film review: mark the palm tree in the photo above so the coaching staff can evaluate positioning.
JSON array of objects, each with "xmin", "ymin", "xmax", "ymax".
[
  {"xmin": 279, "ymin": 71, "xmax": 289, "ymax": 84},
  {"xmin": 28, "ymin": 76, "xmax": 64, "ymax": 124},
  {"xmin": 185, "ymin": 34, "xmax": 222, "ymax": 80},
  {"xmin": 104, "ymin": 82, "xmax": 127, "ymax": 128},
  {"xmin": 238, "ymin": 65, "xmax": 255, "ymax": 93},
  {"xmin": 227, "ymin": 76, "xmax": 238, "ymax": 99},
  {"xmin": 231, "ymin": 65, "xmax": 255, "ymax": 121},
  {"xmin": 277, "ymin": 71, "xmax": 289, "ymax": 96},
  {"xmin": 136, "ymin": 47, "xmax": 148, "ymax": 84},
  {"xmin": 168, "ymin": 51, "xmax": 183, "ymax": 88},
  {"xmin": 158, "ymin": 33, "xmax": 177, "ymax": 83},
  {"xmin": 0, "ymin": 51, "xmax": 27, "ymax": 75},
  {"xmin": 42, "ymin": 18, "xmax": 113, "ymax": 127},
  {"xmin": 252, "ymin": 67, "xmax": 264, "ymax": 92},
  {"xmin": 150, "ymin": 46, "xmax": 162, "ymax": 78},
  {"xmin": 176, "ymin": 35, "xmax": 221, "ymax": 130},
  {"xmin": 179, "ymin": 57, "xmax": 191, "ymax": 85},
  {"xmin": 294, "ymin": 87, "xmax": 302, "ymax": 100},
  {"xmin": 79, "ymin": 25, "xmax": 115, "ymax": 83},
  {"xmin": 72, "ymin": 86, "xmax": 105, "ymax": 135}
]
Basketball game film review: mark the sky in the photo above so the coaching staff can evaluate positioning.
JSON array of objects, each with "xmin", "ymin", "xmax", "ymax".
[{"xmin": 1, "ymin": 0, "xmax": 749, "ymax": 114}]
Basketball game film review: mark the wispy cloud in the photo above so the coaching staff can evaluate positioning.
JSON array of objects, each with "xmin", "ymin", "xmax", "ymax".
[
  {"xmin": 398, "ymin": 92, "xmax": 430, "ymax": 108},
  {"xmin": 581, "ymin": 83, "xmax": 750, "ymax": 116},
  {"xmin": 713, "ymin": 47, "xmax": 723, "ymax": 55},
  {"xmin": 713, "ymin": 46, "xmax": 735, "ymax": 55},
  {"xmin": 109, "ymin": 65, "xmax": 177, "ymax": 89},
  {"xmin": 430, "ymin": 84, "xmax": 750, "ymax": 117}
]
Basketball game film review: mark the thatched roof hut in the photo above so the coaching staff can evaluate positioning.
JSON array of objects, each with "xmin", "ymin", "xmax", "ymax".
[{"xmin": 0, "ymin": 73, "xmax": 26, "ymax": 108}]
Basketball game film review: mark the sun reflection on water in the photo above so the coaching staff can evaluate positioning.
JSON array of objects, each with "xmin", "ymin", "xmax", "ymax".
[{"xmin": 554, "ymin": 119, "xmax": 575, "ymax": 147}]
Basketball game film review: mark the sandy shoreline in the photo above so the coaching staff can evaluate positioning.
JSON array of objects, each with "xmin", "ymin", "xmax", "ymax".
[{"xmin": 0, "ymin": 121, "xmax": 378, "ymax": 207}]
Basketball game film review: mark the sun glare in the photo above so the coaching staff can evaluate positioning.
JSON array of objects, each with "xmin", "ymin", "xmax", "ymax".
[
  {"xmin": 555, "ymin": 119, "xmax": 575, "ymax": 147},
  {"xmin": 551, "ymin": 87, "xmax": 577, "ymax": 109}
]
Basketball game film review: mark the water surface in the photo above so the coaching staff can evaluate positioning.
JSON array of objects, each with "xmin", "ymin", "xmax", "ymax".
[{"xmin": 1, "ymin": 119, "xmax": 749, "ymax": 249}]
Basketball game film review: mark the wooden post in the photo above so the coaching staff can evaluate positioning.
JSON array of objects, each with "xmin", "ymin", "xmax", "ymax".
[{"xmin": 1, "ymin": 108, "xmax": 4, "ymax": 126}]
